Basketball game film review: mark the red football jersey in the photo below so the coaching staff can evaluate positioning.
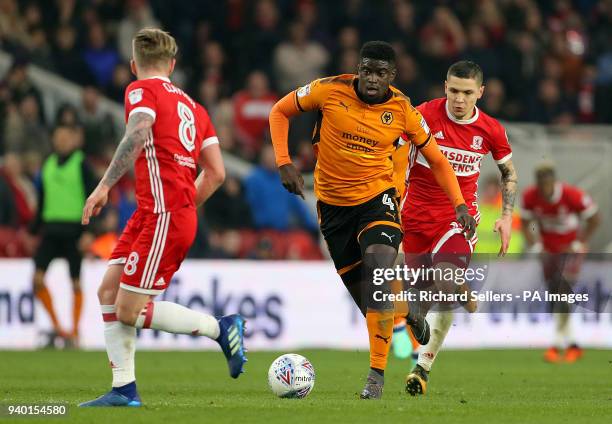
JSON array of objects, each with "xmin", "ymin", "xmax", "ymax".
[
  {"xmin": 401, "ymin": 98, "xmax": 512, "ymax": 231},
  {"xmin": 522, "ymin": 183, "xmax": 597, "ymax": 253},
  {"xmin": 124, "ymin": 77, "xmax": 218, "ymax": 213}
]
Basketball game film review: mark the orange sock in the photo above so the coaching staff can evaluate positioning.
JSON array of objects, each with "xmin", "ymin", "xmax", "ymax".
[
  {"xmin": 35, "ymin": 286, "xmax": 61, "ymax": 333},
  {"xmin": 366, "ymin": 309, "xmax": 394, "ymax": 370},
  {"xmin": 391, "ymin": 279, "xmax": 408, "ymax": 316},
  {"xmin": 393, "ymin": 316, "xmax": 406, "ymax": 328},
  {"xmin": 72, "ymin": 289, "xmax": 83, "ymax": 337}
]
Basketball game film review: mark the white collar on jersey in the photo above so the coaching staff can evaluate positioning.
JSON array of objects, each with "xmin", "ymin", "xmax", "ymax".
[
  {"xmin": 146, "ymin": 76, "xmax": 171, "ymax": 82},
  {"xmin": 550, "ymin": 182, "xmax": 563, "ymax": 204},
  {"xmin": 445, "ymin": 100, "xmax": 480, "ymax": 125}
]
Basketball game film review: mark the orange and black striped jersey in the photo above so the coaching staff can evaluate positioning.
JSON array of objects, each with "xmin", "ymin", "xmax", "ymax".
[{"xmin": 294, "ymin": 74, "xmax": 431, "ymax": 206}]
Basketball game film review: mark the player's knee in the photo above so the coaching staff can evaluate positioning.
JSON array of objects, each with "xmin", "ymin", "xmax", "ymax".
[
  {"xmin": 115, "ymin": 305, "xmax": 139, "ymax": 326},
  {"xmin": 360, "ymin": 226, "xmax": 401, "ymax": 269},
  {"xmin": 97, "ymin": 284, "xmax": 117, "ymax": 305}
]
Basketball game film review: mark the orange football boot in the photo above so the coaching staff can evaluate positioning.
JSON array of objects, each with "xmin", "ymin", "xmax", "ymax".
[
  {"xmin": 564, "ymin": 344, "xmax": 584, "ymax": 363},
  {"xmin": 543, "ymin": 347, "xmax": 562, "ymax": 363}
]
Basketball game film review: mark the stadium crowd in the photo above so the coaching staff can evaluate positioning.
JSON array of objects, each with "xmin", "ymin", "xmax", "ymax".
[{"xmin": 1, "ymin": 0, "xmax": 611, "ymax": 259}]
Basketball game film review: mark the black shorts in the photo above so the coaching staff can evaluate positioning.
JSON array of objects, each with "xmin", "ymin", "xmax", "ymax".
[
  {"xmin": 317, "ymin": 187, "xmax": 402, "ymax": 275},
  {"xmin": 33, "ymin": 232, "xmax": 82, "ymax": 279}
]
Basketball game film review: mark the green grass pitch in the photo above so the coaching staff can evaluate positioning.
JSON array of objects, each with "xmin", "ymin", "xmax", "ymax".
[{"xmin": 0, "ymin": 349, "xmax": 610, "ymax": 423}]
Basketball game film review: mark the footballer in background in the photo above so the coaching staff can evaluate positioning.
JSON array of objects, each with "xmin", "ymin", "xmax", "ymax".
[
  {"xmin": 396, "ymin": 61, "xmax": 518, "ymax": 396},
  {"xmin": 521, "ymin": 163, "xmax": 600, "ymax": 363},
  {"xmin": 269, "ymin": 41, "xmax": 473, "ymax": 399},
  {"xmin": 79, "ymin": 28, "xmax": 246, "ymax": 407}
]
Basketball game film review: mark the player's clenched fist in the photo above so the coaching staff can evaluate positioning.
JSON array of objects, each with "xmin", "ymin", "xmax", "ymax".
[
  {"xmin": 81, "ymin": 184, "xmax": 109, "ymax": 225},
  {"xmin": 455, "ymin": 203, "xmax": 476, "ymax": 239},
  {"xmin": 279, "ymin": 163, "xmax": 305, "ymax": 199}
]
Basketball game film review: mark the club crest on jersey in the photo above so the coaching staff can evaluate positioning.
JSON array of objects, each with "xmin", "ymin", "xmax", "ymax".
[
  {"xmin": 471, "ymin": 136, "xmax": 483, "ymax": 150},
  {"xmin": 128, "ymin": 88, "xmax": 143, "ymax": 105},
  {"xmin": 381, "ymin": 111, "xmax": 394, "ymax": 125}
]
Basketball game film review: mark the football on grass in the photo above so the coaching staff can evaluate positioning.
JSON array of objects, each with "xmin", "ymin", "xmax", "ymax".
[{"xmin": 268, "ymin": 354, "xmax": 315, "ymax": 398}]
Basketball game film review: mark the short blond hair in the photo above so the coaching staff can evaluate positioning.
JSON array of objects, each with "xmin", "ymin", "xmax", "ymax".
[{"xmin": 132, "ymin": 28, "xmax": 177, "ymax": 68}]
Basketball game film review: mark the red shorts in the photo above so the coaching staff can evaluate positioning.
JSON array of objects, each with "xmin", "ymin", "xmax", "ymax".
[
  {"xmin": 109, "ymin": 207, "xmax": 197, "ymax": 295},
  {"xmin": 402, "ymin": 221, "xmax": 477, "ymax": 269}
]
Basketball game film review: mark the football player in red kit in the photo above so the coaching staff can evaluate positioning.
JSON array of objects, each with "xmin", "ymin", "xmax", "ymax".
[
  {"xmin": 522, "ymin": 163, "xmax": 600, "ymax": 363},
  {"xmin": 79, "ymin": 28, "xmax": 246, "ymax": 407},
  {"xmin": 398, "ymin": 61, "xmax": 519, "ymax": 395}
]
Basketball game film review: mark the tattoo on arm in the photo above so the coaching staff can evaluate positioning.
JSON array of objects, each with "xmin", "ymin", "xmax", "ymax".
[
  {"xmin": 100, "ymin": 112, "xmax": 154, "ymax": 188},
  {"xmin": 498, "ymin": 159, "xmax": 518, "ymax": 217}
]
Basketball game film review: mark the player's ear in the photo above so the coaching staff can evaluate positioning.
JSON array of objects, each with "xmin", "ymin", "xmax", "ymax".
[
  {"xmin": 477, "ymin": 84, "xmax": 484, "ymax": 99},
  {"xmin": 168, "ymin": 58, "xmax": 176, "ymax": 76},
  {"xmin": 444, "ymin": 80, "xmax": 448, "ymax": 95},
  {"xmin": 390, "ymin": 66, "xmax": 397, "ymax": 82},
  {"xmin": 129, "ymin": 60, "xmax": 137, "ymax": 77}
]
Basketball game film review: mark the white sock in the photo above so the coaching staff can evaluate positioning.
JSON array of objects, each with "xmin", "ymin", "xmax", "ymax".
[
  {"xmin": 417, "ymin": 310, "xmax": 453, "ymax": 372},
  {"xmin": 554, "ymin": 313, "xmax": 571, "ymax": 348},
  {"xmin": 134, "ymin": 301, "xmax": 220, "ymax": 339},
  {"xmin": 101, "ymin": 305, "xmax": 136, "ymax": 388}
]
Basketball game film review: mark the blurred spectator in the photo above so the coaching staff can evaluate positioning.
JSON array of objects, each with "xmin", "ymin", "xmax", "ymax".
[
  {"xmin": 199, "ymin": 41, "xmax": 226, "ymax": 85},
  {"xmin": 0, "ymin": 0, "xmax": 29, "ymax": 50},
  {"xmin": 107, "ymin": 63, "xmax": 133, "ymax": 102},
  {"xmin": 79, "ymin": 86, "xmax": 117, "ymax": 156},
  {"xmin": 233, "ymin": 71, "xmax": 278, "ymax": 158},
  {"xmin": 52, "ymin": 25, "xmax": 95, "ymax": 86},
  {"xmin": 394, "ymin": 53, "xmax": 428, "ymax": 106},
  {"xmin": 294, "ymin": 139, "xmax": 316, "ymax": 173},
  {"xmin": 481, "ymin": 78, "xmax": 518, "ymax": 120},
  {"xmin": 3, "ymin": 60, "xmax": 42, "ymax": 106},
  {"xmin": 55, "ymin": 103, "xmax": 80, "ymax": 127},
  {"xmin": 577, "ymin": 65, "xmax": 597, "ymax": 123},
  {"xmin": 419, "ymin": 6, "xmax": 467, "ymax": 78},
  {"xmin": 274, "ymin": 20, "xmax": 329, "ymax": 94},
  {"xmin": 526, "ymin": 78, "xmax": 574, "ymax": 124},
  {"xmin": 117, "ymin": 0, "xmax": 160, "ymax": 62},
  {"xmin": 0, "ymin": 152, "xmax": 36, "ymax": 228},
  {"xmin": 204, "ymin": 176, "xmax": 253, "ymax": 230},
  {"xmin": 0, "ymin": 161, "xmax": 17, "ymax": 226},
  {"xmin": 82, "ymin": 22, "xmax": 120, "ymax": 88},
  {"xmin": 384, "ymin": 0, "xmax": 417, "ymax": 49},
  {"xmin": 462, "ymin": 23, "xmax": 502, "ymax": 79},
  {"xmin": 335, "ymin": 48, "xmax": 359, "ymax": 75},
  {"xmin": 4, "ymin": 94, "xmax": 50, "ymax": 155},
  {"xmin": 244, "ymin": 145, "xmax": 318, "ymax": 233},
  {"xmin": 28, "ymin": 27, "xmax": 54, "ymax": 70},
  {"xmin": 240, "ymin": 0, "xmax": 282, "ymax": 81}
]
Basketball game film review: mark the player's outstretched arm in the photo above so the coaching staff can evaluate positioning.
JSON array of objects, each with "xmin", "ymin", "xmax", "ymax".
[
  {"xmin": 195, "ymin": 142, "xmax": 225, "ymax": 207},
  {"xmin": 419, "ymin": 138, "xmax": 476, "ymax": 238},
  {"xmin": 269, "ymin": 92, "xmax": 305, "ymax": 199},
  {"xmin": 575, "ymin": 210, "xmax": 600, "ymax": 252},
  {"xmin": 495, "ymin": 159, "xmax": 518, "ymax": 256},
  {"xmin": 82, "ymin": 112, "xmax": 154, "ymax": 225}
]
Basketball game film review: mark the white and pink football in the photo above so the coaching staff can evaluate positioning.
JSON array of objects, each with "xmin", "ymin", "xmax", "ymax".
[{"xmin": 267, "ymin": 353, "xmax": 316, "ymax": 398}]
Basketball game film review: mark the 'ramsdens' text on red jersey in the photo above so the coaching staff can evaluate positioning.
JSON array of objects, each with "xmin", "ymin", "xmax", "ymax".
[
  {"xmin": 401, "ymin": 98, "xmax": 512, "ymax": 231},
  {"xmin": 522, "ymin": 183, "xmax": 597, "ymax": 253},
  {"xmin": 124, "ymin": 76, "xmax": 218, "ymax": 213}
]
